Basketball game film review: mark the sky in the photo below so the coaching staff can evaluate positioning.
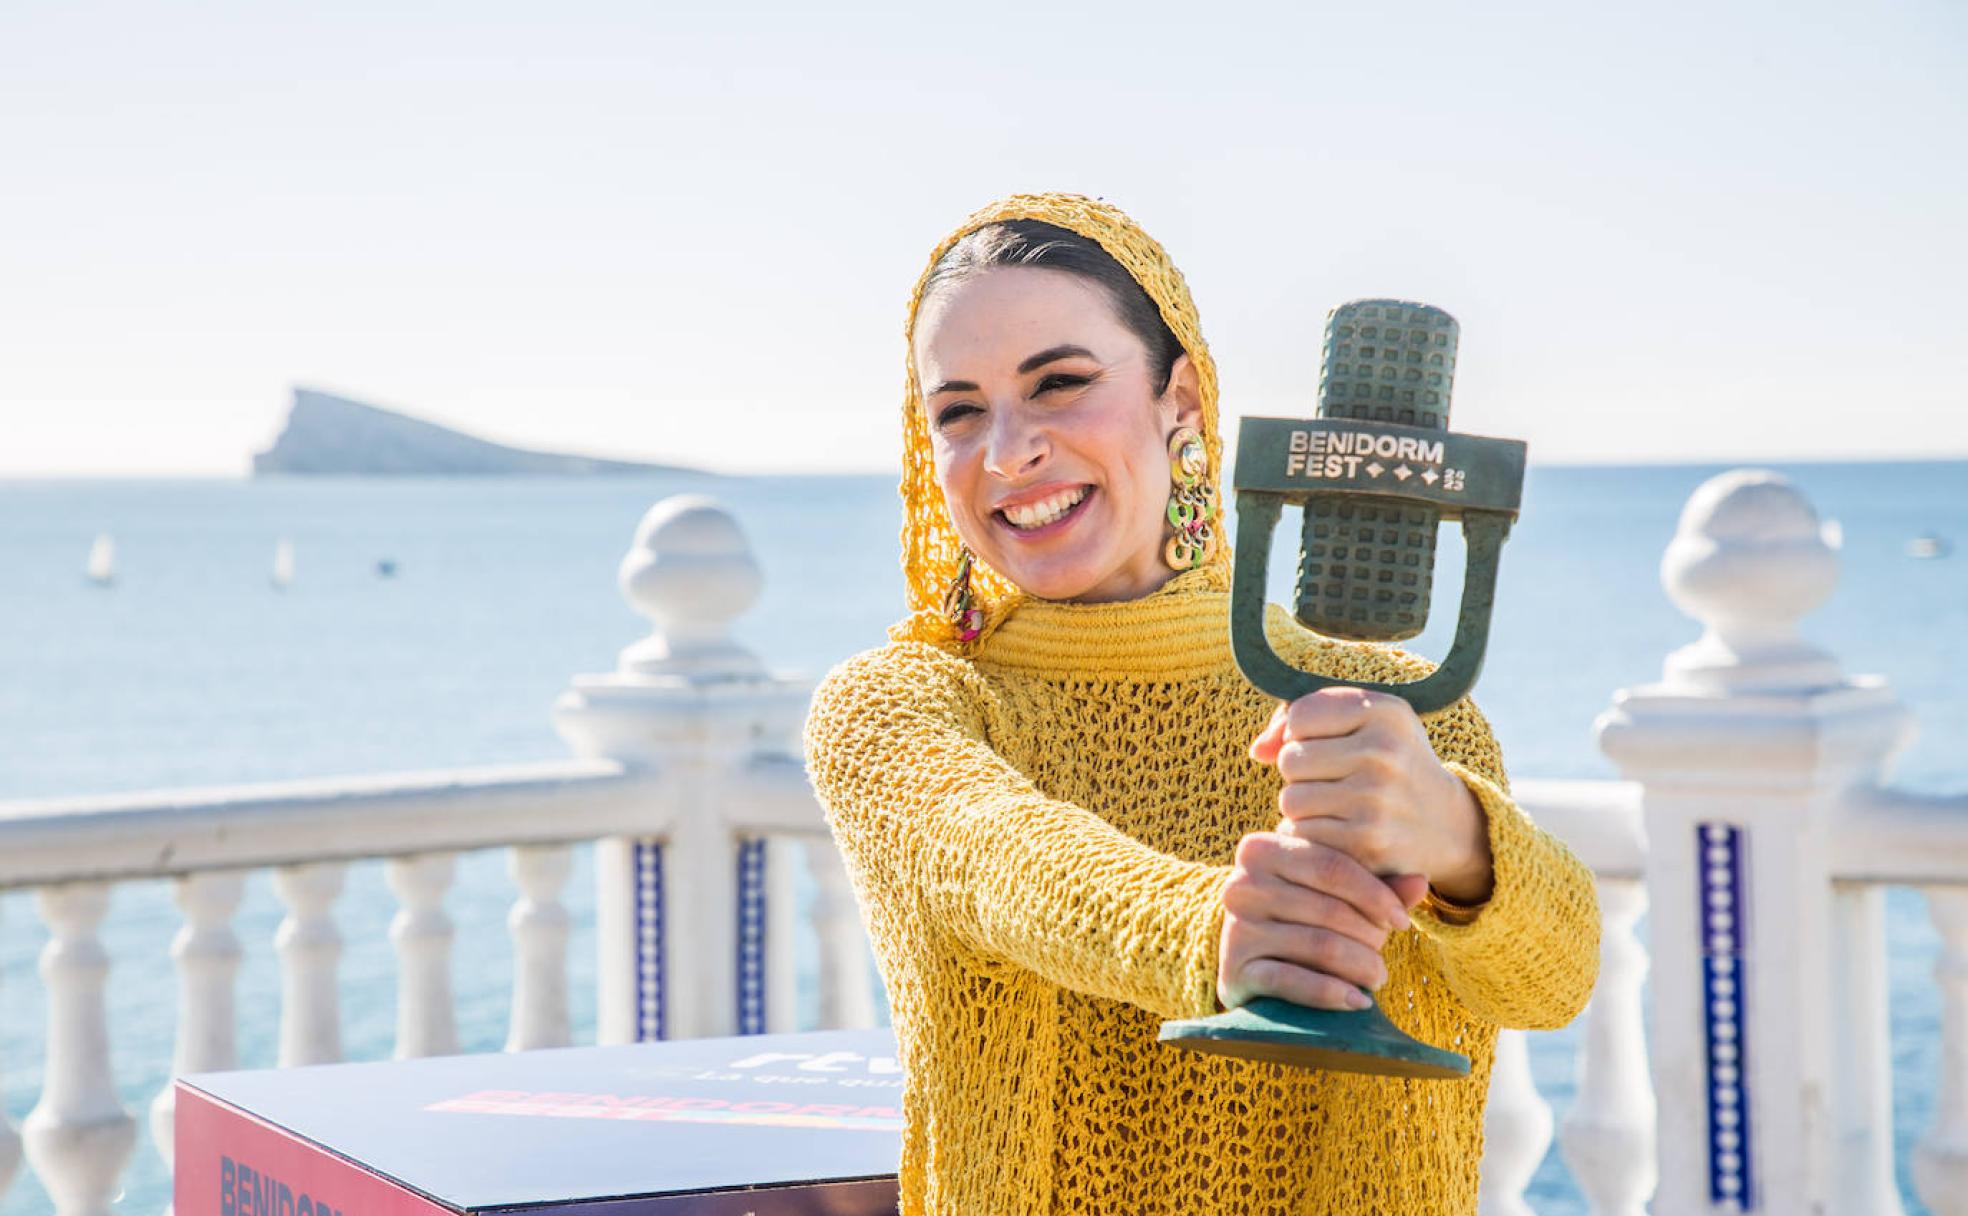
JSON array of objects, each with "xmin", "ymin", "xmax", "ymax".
[{"xmin": 1, "ymin": 0, "xmax": 1963, "ymax": 477}]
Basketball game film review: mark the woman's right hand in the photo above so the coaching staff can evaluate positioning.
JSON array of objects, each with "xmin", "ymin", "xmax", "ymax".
[{"xmin": 1216, "ymin": 831, "xmax": 1428, "ymax": 1012}]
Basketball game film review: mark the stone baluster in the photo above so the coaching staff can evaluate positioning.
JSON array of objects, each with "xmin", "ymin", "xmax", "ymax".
[
  {"xmin": 765, "ymin": 838, "xmax": 803, "ymax": 1034},
  {"xmin": 557, "ymin": 496, "xmax": 811, "ymax": 1043},
  {"xmin": 1477, "ymin": 1028, "xmax": 1552, "ymax": 1216},
  {"xmin": 1597, "ymin": 469, "xmax": 1913, "ymax": 1214},
  {"xmin": 1916, "ymin": 887, "xmax": 1968, "ymax": 1216},
  {"xmin": 22, "ymin": 883, "xmax": 137, "ymax": 1216},
  {"xmin": 387, "ymin": 853, "xmax": 458, "ymax": 1059},
  {"xmin": 1832, "ymin": 880, "xmax": 1907, "ymax": 1214},
  {"xmin": 149, "ymin": 872, "xmax": 246, "ymax": 1209},
  {"xmin": 1559, "ymin": 878, "xmax": 1656, "ymax": 1215},
  {"xmin": 0, "ymin": 900, "xmax": 23, "ymax": 1199},
  {"xmin": 274, "ymin": 861, "xmax": 347, "ymax": 1066},
  {"xmin": 506, "ymin": 843, "xmax": 573, "ymax": 1051},
  {"xmin": 810, "ymin": 842, "xmax": 877, "ymax": 1029}
]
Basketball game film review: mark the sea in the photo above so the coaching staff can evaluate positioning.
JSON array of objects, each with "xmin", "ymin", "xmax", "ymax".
[{"xmin": 2, "ymin": 463, "xmax": 1964, "ymax": 1215}]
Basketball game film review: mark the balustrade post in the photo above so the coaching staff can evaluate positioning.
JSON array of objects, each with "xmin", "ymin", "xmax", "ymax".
[
  {"xmin": 22, "ymin": 882, "xmax": 137, "ymax": 1216},
  {"xmin": 1478, "ymin": 1029, "xmax": 1553, "ymax": 1216},
  {"xmin": 555, "ymin": 496, "xmax": 812, "ymax": 1042},
  {"xmin": 387, "ymin": 852, "xmax": 458, "ymax": 1059},
  {"xmin": 1596, "ymin": 469, "xmax": 1913, "ymax": 1215},
  {"xmin": 149, "ymin": 871, "xmax": 246, "ymax": 1211},
  {"xmin": 1559, "ymin": 878, "xmax": 1656, "ymax": 1216},
  {"xmin": 274, "ymin": 861, "xmax": 347, "ymax": 1066},
  {"xmin": 1916, "ymin": 888, "xmax": 1968, "ymax": 1216},
  {"xmin": 507, "ymin": 843, "xmax": 573, "ymax": 1051}
]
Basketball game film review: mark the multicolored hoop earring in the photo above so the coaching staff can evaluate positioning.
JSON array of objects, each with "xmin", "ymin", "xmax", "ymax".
[
  {"xmin": 944, "ymin": 547, "xmax": 985, "ymax": 641},
  {"xmin": 1163, "ymin": 427, "xmax": 1219, "ymax": 571}
]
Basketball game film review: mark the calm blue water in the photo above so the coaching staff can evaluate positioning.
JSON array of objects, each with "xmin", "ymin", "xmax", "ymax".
[{"xmin": 1, "ymin": 465, "xmax": 1963, "ymax": 1213}]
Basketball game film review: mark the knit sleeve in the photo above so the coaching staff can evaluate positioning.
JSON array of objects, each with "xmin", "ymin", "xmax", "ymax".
[
  {"xmin": 803, "ymin": 643, "xmax": 1231, "ymax": 1022},
  {"xmin": 1410, "ymin": 694, "xmax": 1601, "ymax": 1031}
]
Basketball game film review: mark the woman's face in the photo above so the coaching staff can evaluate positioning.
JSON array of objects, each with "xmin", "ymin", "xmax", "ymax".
[{"xmin": 913, "ymin": 266, "xmax": 1201, "ymax": 604}]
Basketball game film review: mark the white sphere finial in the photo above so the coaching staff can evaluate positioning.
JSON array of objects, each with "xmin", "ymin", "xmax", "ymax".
[
  {"xmin": 1659, "ymin": 469, "xmax": 1843, "ymax": 693},
  {"xmin": 615, "ymin": 495, "xmax": 765, "ymax": 679}
]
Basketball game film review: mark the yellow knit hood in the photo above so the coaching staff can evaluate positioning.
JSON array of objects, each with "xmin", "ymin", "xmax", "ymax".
[{"xmin": 890, "ymin": 192, "xmax": 1232, "ymax": 649}]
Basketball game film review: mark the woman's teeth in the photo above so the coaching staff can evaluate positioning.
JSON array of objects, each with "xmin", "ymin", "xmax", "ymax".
[{"xmin": 1002, "ymin": 486, "xmax": 1090, "ymax": 530}]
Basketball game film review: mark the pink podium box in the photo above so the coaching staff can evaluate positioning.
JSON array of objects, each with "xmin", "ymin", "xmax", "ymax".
[{"xmin": 174, "ymin": 1028, "xmax": 902, "ymax": 1215}]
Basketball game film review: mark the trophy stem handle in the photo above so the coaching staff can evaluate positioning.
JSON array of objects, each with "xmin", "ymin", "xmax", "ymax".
[{"xmin": 1229, "ymin": 494, "xmax": 1513, "ymax": 715}]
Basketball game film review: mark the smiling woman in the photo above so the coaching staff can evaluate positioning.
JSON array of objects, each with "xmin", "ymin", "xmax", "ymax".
[
  {"xmin": 802, "ymin": 193, "xmax": 1598, "ymax": 1214},
  {"xmin": 912, "ymin": 239, "xmax": 1202, "ymax": 605}
]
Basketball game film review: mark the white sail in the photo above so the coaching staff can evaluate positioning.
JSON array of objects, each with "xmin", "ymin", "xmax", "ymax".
[
  {"xmin": 271, "ymin": 538, "xmax": 295, "ymax": 589},
  {"xmin": 86, "ymin": 533, "xmax": 115, "ymax": 585}
]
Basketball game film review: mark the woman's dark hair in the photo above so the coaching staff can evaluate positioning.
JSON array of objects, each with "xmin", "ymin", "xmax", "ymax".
[{"xmin": 920, "ymin": 219, "xmax": 1186, "ymax": 395}]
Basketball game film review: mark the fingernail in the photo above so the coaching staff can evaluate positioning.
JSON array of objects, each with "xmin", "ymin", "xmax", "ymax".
[
  {"xmin": 1346, "ymin": 989, "xmax": 1373, "ymax": 1010},
  {"xmin": 1394, "ymin": 909, "xmax": 1413, "ymax": 932}
]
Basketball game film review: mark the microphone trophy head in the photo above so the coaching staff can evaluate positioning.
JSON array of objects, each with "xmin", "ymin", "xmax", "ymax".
[
  {"xmin": 1229, "ymin": 299, "xmax": 1526, "ymax": 714},
  {"xmin": 1159, "ymin": 299, "xmax": 1527, "ymax": 1078}
]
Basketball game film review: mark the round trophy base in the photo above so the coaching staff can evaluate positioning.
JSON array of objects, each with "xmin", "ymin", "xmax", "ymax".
[{"xmin": 1159, "ymin": 996, "xmax": 1470, "ymax": 1079}]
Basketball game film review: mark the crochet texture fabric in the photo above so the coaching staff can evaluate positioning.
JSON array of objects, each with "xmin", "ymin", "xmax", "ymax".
[
  {"xmin": 805, "ymin": 570, "xmax": 1600, "ymax": 1214},
  {"xmin": 804, "ymin": 192, "xmax": 1599, "ymax": 1212}
]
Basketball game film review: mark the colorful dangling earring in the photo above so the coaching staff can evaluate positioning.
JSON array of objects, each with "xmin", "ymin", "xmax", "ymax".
[
  {"xmin": 1163, "ymin": 426, "xmax": 1220, "ymax": 572},
  {"xmin": 944, "ymin": 547, "xmax": 985, "ymax": 642}
]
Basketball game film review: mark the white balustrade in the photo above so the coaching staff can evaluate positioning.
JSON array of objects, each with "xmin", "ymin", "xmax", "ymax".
[
  {"xmin": 506, "ymin": 843, "xmax": 574, "ymax": 1051},
  {"xmin": 557, "ymin": 496, "xmax": 817, "ymax": 1044},
  {"xmin": 274, "ymin": 861, "xmax": 347, "ymax": 1067},
  {"xmin": 1479, "ymin": 1029, "xmax": 1554, "ymax": 1216},
  {"xmin": 387, "ymin": 852, "xmax": 459, "ymax": 1059},
  {"xmin": 22, "ymin": 883, "xmax": 136, "ymax": 1216},
  {"xmin": 1597, "ymin": 469, "xmax": 1918, "ymax": 1214},
  {"xmin": 1916, "ymin": 887, "xmax": 1968, "ymax": 1216},
  {"xmin": 5, "ymin": 482, "xmax": 1967, "ymax": 1216},
  {"xmin": 1558, "ymin": 879, "xmax": 1656, "ymax": 1216},
  {"xmin": 0, "ymin": 757, "xmax": 659, "ymax": 888},
  {"xmin": 149, "ymin": 871, "xmax": 246, "ymax": 1209}
]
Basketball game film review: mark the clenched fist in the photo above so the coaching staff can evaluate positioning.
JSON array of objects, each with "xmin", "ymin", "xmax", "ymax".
[
  {"xmin": 1255, "ymin": 687, "xmax": 1492, "ymax": 906},
  {"xmin": 1215, "ymin": 831, "xmax": 1426, "ymax": 1012},
  {"xmin": 1216, "ymin": 687, "xmax": 1492, "ymax": 1014}
]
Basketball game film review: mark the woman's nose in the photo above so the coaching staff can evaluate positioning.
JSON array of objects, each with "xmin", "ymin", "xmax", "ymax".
[{"xmin": 983, "ymin": 407, "xmax": 1047, "ymax": 480}]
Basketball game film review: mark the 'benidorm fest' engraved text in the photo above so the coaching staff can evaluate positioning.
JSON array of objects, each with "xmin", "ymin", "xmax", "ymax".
[{"xmin": 1284, "ymin": 429, "xmax": 1465, "ymax": 492}]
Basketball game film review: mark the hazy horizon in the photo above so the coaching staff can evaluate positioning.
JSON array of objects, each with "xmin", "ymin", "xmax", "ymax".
[{"xmin": 4, "ymin": 0, "xmax": 1963, "ymax": 476}]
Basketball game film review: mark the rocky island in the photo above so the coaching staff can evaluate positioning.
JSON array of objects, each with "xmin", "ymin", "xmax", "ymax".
[{"xmin": 253, "ymin": 388, "xmax": 696, "ymax": 476}]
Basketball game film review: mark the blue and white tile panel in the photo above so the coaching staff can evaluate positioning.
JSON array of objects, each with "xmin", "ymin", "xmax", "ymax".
[
  {"xmin": 1699, "ymin": 822, "xmax": 1753, "ymax": 1211},
  {"xmin": 633, "ymin": 839, "xmax": 666, "ymax": 1043},
  {"xmin": 737, "ymin": 837, "xmax": 769, "ymax": 1035}
]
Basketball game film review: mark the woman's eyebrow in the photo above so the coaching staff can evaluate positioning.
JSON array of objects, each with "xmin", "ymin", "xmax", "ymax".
[
  {"xmin": 925, "ymin": 345, "xmax": 1098, "ymax": 396},
  {"xmin": 1017, "ymin": 345, "xmax": 1096, "ymax": 374}
]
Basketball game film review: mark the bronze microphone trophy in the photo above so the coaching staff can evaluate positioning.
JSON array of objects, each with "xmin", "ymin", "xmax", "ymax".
[{"xmin": 1159, "ymin": 300, "xmax": 1526, "ymax": 1078}]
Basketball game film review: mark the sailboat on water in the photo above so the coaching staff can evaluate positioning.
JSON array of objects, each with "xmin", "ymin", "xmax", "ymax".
[
  {"xmin": 86, "ymin": 533, "xmax": 115, "ymax": 586},
  {"xmin": 271, "ymin": 538, "xmax": 295, "ymax": 590}
]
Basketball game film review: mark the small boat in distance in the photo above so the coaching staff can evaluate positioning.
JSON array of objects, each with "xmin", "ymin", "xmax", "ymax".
[
  {"xmin": 376, "ymin": 558, "xmax": 397, "ymax": 579},
  {"xmin": 1906, "ymin": 533, "xmax": 1952, "ymax": 560},
  {"xmin": 86, "ymin": 533, "xmax": 115, "ymax": 586},
  {"xmin": 271, "ymin": 538, "xmax": 295, "ymax": 590}
]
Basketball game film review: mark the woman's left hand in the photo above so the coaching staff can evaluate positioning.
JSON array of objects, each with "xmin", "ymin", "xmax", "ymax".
[{"xmin": 1249, "ymin": 687, "xmax": 1494, "ymax": 907}]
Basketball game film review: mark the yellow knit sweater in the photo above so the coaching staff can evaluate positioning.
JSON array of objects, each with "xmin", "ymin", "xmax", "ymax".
[{"xmin": 802, "ymin": 562, "xmax": 1600, "ymax": 1215}]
